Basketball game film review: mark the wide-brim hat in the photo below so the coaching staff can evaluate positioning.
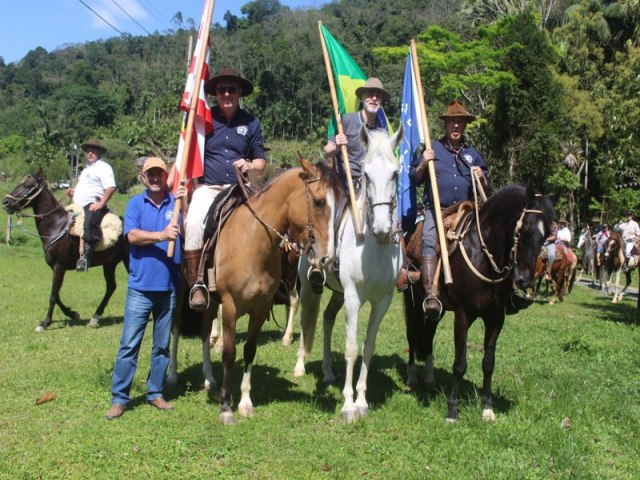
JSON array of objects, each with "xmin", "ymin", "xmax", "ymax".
[
  {"xmin": 80, "ymin": 138, "xmax": 107, "ymax": 154},
  {"xmin": 142, "ymin": 157, "xmax": 168, "ymax": 174},
  {"xmin": 558, "ymin": 216, "xmax": 568, "ymax": 223},
  {"xmin": 439, "ymin": 100, "xmax": 476, "ymax": 122},
  {"xmin": 355, "ymin": 77, "xmax": 390, "ymax": 103},
  {"xmin": 204, "ymin": 67, "xmax": 254, "ymax": 96},
  {"xmin": 625, "ymin": 210, "xmax": 634, "ymax": 216}
]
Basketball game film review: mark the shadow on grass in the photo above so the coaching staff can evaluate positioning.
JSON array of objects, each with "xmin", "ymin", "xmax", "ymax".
[{"xmin": 45, "ymin": 314, "xmax": 124, "ymax": 330}]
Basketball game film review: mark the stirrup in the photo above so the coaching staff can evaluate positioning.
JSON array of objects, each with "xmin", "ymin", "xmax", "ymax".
[
  {"xmin": 307, "ymin": 266, "xmax": 326, "ymax": 294},
  {"xmin": 76, "ymin": 255, "xmax": 88, "ymax": 272},
  {"xmin": 189, "ymin": 283, "xmax": 210, "ymax": 311},
  {"xmin": 422, "ymin": 295, "xmax": 443, "ymax": 321}
]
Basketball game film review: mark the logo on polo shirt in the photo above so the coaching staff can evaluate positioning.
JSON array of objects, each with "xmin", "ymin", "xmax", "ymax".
[
  {"xmin": 237, "ymin": 125, "xmax": 248, "ymax": 136},
  {"xmin": 463, "ymin": 154, "xmax": 473, "ymax": 165},
  {"xmin": 165, "ymin": 211, "xmax": 174, "ymax": 222}
]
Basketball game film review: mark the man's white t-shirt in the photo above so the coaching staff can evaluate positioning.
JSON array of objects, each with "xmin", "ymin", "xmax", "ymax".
[
  {"xmin": 620, "ymin": 219, "xmax": 640, "ymax": 242},
  {"xmin": 72, "ymin": 159, "xmax": 116, "ymax": 207},
  {"xmin": 556, "ymin": 226, "xmax": 572, "ymax": 244}
]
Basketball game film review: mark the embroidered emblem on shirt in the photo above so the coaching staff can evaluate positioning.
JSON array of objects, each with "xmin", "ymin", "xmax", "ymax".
[
  {"xmin": 463, "ymin": 154, "xmax": 473, "ymax": 165},
  {"xmin": 237, "ymin": 125, "xmax": 248, "ymax": 136},
  {"xmin": 165, "ymin": 211, "xmax": 174, "ymax": 222}
]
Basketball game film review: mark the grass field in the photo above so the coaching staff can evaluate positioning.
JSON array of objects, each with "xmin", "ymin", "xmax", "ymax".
[{"xmin": 1, "ymin": 183, "xmax": 640, "ymax": 479}]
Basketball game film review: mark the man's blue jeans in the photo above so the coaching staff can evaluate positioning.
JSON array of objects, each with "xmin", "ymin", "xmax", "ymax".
[{"xmin": 110, "ymin": 288, "xmax": 175, "ymax": 406}]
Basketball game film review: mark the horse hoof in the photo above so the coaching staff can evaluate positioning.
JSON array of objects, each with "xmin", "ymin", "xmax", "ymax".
[
  {"xmin": 482, "ymin": 408, "xmax": 496, "ymax": 422},
  {"xmin": 281, "ymin": 335, "xmax": 293, "ymax": 347},
  {"xmin": 293, "ymin": 364, "xmax": 306, "ymax": 378},
  {"xmin": 342, "ymin": 409, "xmax": 358, "ymax": 423},
  {"xmin": 322, "ymin": 375, "xmax": 337, "ymax": 386},
  {"xmin": 204, "ymin": 379, "xmax": 217, "ymax": 392},
  {"xmin": 88, "ymin": 317, "xmax": 100, "ymax": 328},
  {"xmin": 219, "ymin": 411, "xmax": 236, "ymax": 425},
  {"xmin": 445, "ymin": 417, "xmax": 458, "ymax": 424},
  {"xmin": 71, "ymin": 312, "xmax": 81, "ymax": 322},
  {"xmin": 355, "ymin": 405, "xmax": 368, "ymax": 418},
  {"xmin": 238, "ymin": 405, "xmax": 255, "ymax": 418},
  {"xmin": 34, "ymin": 325, "xmax": 45, "ymax": 333}
]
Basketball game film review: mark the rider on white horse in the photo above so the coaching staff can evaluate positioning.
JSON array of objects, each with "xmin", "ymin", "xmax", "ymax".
[{"xmin": 617, "ymin": 211, "xmax": 640, "ymax": 271}]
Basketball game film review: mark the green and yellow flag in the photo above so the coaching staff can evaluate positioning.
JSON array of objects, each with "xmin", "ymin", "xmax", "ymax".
[{"xmin": 320, "ymin": 25, "xmax": 390, "ymax": 137}]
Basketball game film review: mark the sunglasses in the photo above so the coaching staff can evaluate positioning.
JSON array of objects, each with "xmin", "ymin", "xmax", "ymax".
[{"xmin": 216, "ymin": 86, "xmax": 238, "ymax": 95}]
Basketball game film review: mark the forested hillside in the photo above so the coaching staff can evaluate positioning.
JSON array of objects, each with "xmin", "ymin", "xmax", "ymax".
[{"xmin": 2, "ymin": 0, "xmax": 640, "ymax": 223}]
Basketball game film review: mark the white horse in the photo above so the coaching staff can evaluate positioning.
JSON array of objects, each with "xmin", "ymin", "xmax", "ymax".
[
  {"xmin": 576, "ymin": 226, "xmax": 596, "ymax": 284},
  {"xmin": 293, "ymin": 125, "xmax": 403, "ymax": 422}
]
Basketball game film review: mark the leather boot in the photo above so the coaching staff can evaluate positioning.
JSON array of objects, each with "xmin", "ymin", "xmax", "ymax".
[
  {"xmin": 184, "ymin": 249, "xmax": 207, "ymax": 311},
  {"xmin": 396, "ymin": 267, "xmax": 421, "ymax": 292},
  {"xmin": 421, "ymin": 256, "xmax": 441, "ymax": 321}
]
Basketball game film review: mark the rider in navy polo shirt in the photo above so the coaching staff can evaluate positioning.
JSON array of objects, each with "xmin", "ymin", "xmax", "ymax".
[{"xmin": 183, "ymin": 67, "xmax": 266, "ymax": 310}]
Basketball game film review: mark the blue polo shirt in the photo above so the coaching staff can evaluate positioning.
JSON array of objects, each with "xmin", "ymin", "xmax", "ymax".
[
  {"xmin": 410, "ymin": 138, "xmax": 488, "ymax": 208},
  {"xmin": 124, "ymin": 191, "xmax": 182, "ymax": 291},
  {"xmin": 204, "ymin": 106, "xmax": 266, "ymax": 185}
]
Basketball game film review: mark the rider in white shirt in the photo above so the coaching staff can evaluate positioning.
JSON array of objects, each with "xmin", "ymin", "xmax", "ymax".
[{"xmin": 617, "ymin": 211, "xmax": 640, "ymax": 270}]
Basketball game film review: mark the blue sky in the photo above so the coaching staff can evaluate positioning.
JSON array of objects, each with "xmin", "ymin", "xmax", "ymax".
[{"xmin": 1, "ymin": 0, "xmax": 323, "ymax": 64}]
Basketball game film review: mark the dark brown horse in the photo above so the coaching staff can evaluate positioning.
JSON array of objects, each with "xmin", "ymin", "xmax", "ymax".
[
  {"xmin": 2, "ymin": 170, "xmax": 128, "ymax": 331},
  {"xmin": 402, "ymin": 184, "xmax": 554, "ymax": 422}
]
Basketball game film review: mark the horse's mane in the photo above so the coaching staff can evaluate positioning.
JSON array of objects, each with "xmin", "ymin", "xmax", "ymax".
[
  {"xmin": 362, "ymin": 130, "xmax": 397, "ymax": 166},
  {"xmin": 257, "ymin": 161, "xmax": 343, "ymax": 200}
]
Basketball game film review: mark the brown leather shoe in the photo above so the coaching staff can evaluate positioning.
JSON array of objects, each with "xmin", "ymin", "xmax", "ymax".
[
  {"xmin": 189, "ymin": 285, "xmax": 208, "ymax": 311},
  {"xmin": 105, "ymin": 403, "xmax": 126, "ymax": 420},
  {"xmin": 396, "ymin": 268, "xmax": 421, "ymax": 292},
  {"xmin": 148, "ymin": 397, "xmax": 174, "ymax": 411}
]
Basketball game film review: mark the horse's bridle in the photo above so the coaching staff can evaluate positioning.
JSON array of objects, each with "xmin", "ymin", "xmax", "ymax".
[
  {"xmin": 5, "ymin": 178, "xmax": 64, "ymax": 219},
  {"xmin": 362, "ymin": 175, "xmax": 400, "ymax": 242}
]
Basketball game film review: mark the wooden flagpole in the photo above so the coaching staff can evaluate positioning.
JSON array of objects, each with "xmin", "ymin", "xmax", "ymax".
[
  {"xmin": 318, "ymin": 20, "xmax": 363, "ymax": 238},
  {"xmin": 410, "ymin": 39, "xmax": 452, "ymax": 285},
  {"xmin": 167, "ymin": 0, "xmax": 215, "ymax": 257}
]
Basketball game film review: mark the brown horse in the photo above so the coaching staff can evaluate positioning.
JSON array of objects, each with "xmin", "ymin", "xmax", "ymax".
[
  {"xmin": 195, "ymin": 158, "xmax": 341, "ymax": 424},
  {"xmin": 2, "ymin": 170, "xmax": 128, "ymax": 331},
  {"xmin": 402, "ymin": 185, "xmax": 554, "ymax": 422},
  {"xmin": 534, "ymin": 243, "xmax": 577, "ymax": 304}
]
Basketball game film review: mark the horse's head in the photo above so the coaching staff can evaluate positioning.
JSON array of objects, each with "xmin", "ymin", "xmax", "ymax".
[
  {"xmin": 2, "ymin": 169, "xmax": 47, "ymax": 214},
  {"xmin": 288, "ymin": 157, "xmax": 342, "ymax": 270},
  {"xmin": 359, "ymin": 124, "xmax": 403, "ymax": 244},
  {"xmin": 604, "ymin": 232, "xmax": 622, "ymax": 262}
]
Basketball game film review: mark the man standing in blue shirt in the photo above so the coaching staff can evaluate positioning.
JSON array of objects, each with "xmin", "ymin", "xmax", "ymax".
[
  {"xmin": 410, "ymin": 101, "xmax": 489, "ymax": 320},
  {"xmin": 183, "ymin": 67, "xmax": 266, "ymax": 310},
  {"xmin": 106, "ymin": 157, "xmax": 186, "ymax": 420}
]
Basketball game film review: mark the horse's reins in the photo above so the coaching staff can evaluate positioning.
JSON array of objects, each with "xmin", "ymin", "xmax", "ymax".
[{"xmin": 456, "ymin": 175, "xmax": 543, "ymax": 284}]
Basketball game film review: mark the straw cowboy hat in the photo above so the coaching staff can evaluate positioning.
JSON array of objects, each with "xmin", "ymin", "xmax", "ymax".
[
  {"xmin": 80, "ymin": 138, "xmax": 107, "ymax": 154},
  {"xmin": 204, "ymin": 67, "xmax": 254, "ymax": 96},
  {"xmin": 355, "ymin": 77, "xmax": 390, "ymax": 103},
  {"xmin": 558, "ymin": 215, "xmax": 568, "ymax": 224},
  {"xmin": 439, "ymin": 100, "xmax": 476, "ymax": 122}
]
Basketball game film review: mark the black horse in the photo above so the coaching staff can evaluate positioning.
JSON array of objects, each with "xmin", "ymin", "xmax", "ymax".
[
  {"xmin": 2, "ymin": 170, "xmax": 128, "ymax": 331},
  {"xmin": 402, "ymin": 184, "xmax": 554, "ymax": 422}
]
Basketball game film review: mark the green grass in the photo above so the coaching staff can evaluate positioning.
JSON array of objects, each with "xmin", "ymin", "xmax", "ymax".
[{"xmin": 1, "ymin": 183, "xmax": 640, "ymax": 478}]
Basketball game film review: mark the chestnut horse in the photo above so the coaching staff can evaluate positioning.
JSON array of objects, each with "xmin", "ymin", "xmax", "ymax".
[
  {"xmin": 402, "ymin": 185, "xmax": 554, "ymax": 422},
  {"xmin": 199, "ymin": 158, "xmax": 341, "ymax": 424},
  {"xmin": 534, "ymin": 243, "xmax": 577, "ymax": 304},
  {"xmin": 2, "ymin": 170, "xmax": 128, "ymax": 332}
]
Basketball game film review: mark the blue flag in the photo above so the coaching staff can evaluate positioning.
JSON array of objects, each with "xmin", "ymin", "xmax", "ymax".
[{"xmin": 398, "ymin": 51, "xmax": 424, "ymax": 232}]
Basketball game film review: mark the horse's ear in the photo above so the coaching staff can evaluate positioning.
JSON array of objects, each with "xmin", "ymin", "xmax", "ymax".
[
  {"xmin": 299, "ymin": 154, "xmax": 314, "ymax": 178},
  {"xmin": 35, "ymin": 167, "xmax": 45, "ymax": 179},
  {"xmin": 359, "ymin": 124, "xmax": 370, "ymax": 148},
  {"xmin": 391, "ymin": 123, "xmax": 404, "ymax": 152}
]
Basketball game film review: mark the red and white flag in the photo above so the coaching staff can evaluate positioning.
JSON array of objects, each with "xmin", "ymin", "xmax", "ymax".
[{"xmin": 172, "ymin": 0, "xmax": 214, "ymax": 194}]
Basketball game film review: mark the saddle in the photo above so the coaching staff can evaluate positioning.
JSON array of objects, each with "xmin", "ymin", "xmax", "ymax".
[
  {"xmin": 197, "ymin": 182, "xmax": 255, "ymax": 293},
  {"xmin": 66, "ymin": 204, "xmax": 122, "ymax": 251}
]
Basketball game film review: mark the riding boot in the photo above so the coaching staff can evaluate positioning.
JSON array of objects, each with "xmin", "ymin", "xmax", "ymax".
[
  {"xmin": 421, "ymin": 256, "xmax": 442, "ymax": 321},
  {"xmin": 622, "ymin": 257, "xmax": 629, "ymax": 272},
  {"xmin": 76, "ymin": 243, "xmax": 93, "ymax": 272},
  {"xmin": 184, "ymin": 249, "xmax": 207, "ymax": 311}
]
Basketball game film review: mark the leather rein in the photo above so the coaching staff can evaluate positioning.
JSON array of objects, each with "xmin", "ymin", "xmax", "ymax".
[{"xmin": 455, "ymin": 176, "xmax": 543, "ymax": 284}]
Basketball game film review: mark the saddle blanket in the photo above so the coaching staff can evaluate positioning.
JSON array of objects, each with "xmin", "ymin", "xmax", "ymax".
[{"xmin": 66, "ymin": 204, "xmax": 122, "ymax": 251}]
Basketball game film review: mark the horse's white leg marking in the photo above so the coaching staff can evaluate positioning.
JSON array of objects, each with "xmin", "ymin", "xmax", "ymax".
[
  {"xmin": 482, "ymin": 408, "xmax": 497, "ymax": 422},
  {"xmin": 211, "ymin": 307, "xmax": 224, "ymax": 353},
  {"xmin": 166, "ymin": 325, "xmax": 179, "ymax": 388},
  {"xmin": 238, "ymin": 365, "xmax": 254, "ymax": 418}
]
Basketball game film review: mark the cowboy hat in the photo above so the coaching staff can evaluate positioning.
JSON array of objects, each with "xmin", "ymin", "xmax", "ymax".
[
  {"xmin": 558, "ymin": 216, "xmax": 568, "ymax": 223},
  {"xmin": 80, "ymin": 138, "xmax": 107, "ymax": 154},
  {"xmin": 204, "ymin": 67, "xmax": 254, "ymax": 96},
  {"xmin": 355, "ymin": 77, "xmax": 390, "ymax": 103},
  {"xmin": 439, "ymin": 100, "xmax": 476, "ymax": 122}
]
